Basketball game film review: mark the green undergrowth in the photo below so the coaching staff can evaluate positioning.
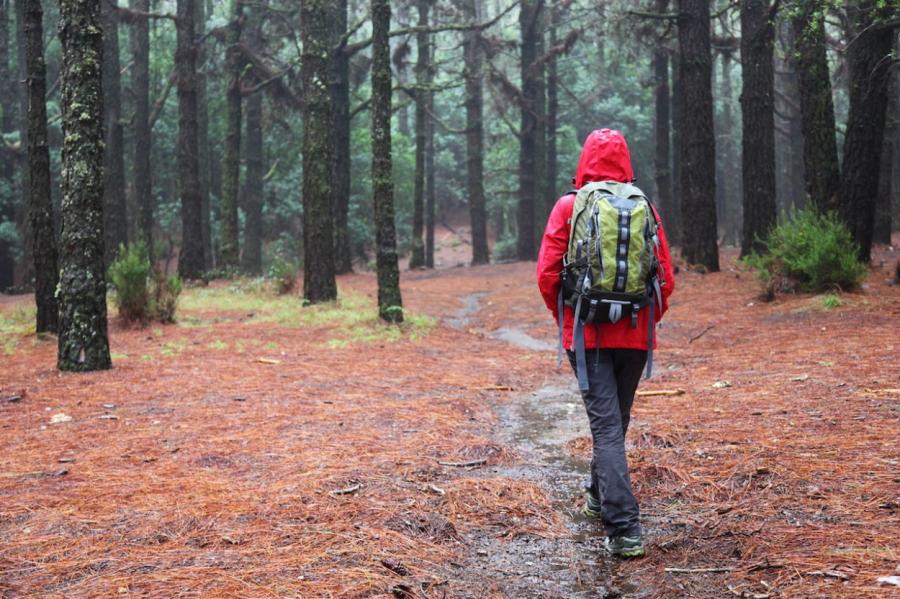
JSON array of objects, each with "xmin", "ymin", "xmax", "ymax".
[
  {"xmin": 0, "ymin": 305, "xmax": 36, "ymax": 354},
  {"xmin": 178, "ymin": 282, "xmax": 436, "ymax": 348}
]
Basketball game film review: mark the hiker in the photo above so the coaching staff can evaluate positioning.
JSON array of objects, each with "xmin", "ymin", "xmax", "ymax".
[{"xmin": 536, "ymin": 128, "xmax": 675, "ymax": 558}]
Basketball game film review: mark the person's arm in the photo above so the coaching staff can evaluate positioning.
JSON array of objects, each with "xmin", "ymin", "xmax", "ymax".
[
  {"xmin": 536, "ymin": 196, "xmax": 573, "ymax": 319},
  {"xmin": 652, "ymin": 208, "xmax": 676, "ymax": 318}
]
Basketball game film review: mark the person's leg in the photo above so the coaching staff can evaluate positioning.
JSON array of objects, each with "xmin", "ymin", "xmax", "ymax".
[
  {"xmin": 612, "ymin": 349, "xmax": 648, "ymax": 436},
  {"xmin": 568, "ymin": 349, "xmax": 641, "ymax": 538}
]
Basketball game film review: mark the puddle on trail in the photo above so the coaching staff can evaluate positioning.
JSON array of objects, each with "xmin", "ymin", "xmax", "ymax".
[
  {"xmin": 445, "ymin": 292, "xmax": 487, "ymax": 330},
  {"xmin": 444, "ymin": 381, "xmax": 648, "ymax": 598},
  {"xmin": 444, "ymin": 292, "xmax": 555, "ymax": 352}
]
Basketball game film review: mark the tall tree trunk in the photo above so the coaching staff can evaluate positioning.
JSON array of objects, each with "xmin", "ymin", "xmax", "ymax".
[
  {"xmin": 196, "ymin": 0, "xmax": 212, "ymax": 270},
  {"xmin": 176, "ymin": 0, "xmax": 204, "ymax": 279},
  {"xmin": 220, "ymin": 0, "xmax": 243, "ymax": 270},
  {"xmin": 740, "ymin": 0, "xmax": 777, "ymax": 257},
  {"xmin": 424, "ymin": 78, "xmax": 436, "ymax": 268},
  {"xmin": 792, "ymin": 1, "xmax": 840, "ymax": 212},
  {"xmin": 677, "ymin": 0, "xmax": 719, "ymax": 270},
  {"xmin": 241, "ymin": 12, "xmax": 263, "ymax": 275},
  {"xmin": 57, "ymin": 0, "xmax": 111, "ymax": 371},
  {"xmin": 101, "ymin": 0, "xmax": 126, "ymax": 265},
  {"xmin": 24, "ymin": 0, "xmax": 57, "ymax": 332},
  {"xmin": 533, "ymin": 7, "xmax": 547, "ymax": 244},
  {"xmin": 669, "ymin": 47, "xmax": 683, "ymax": 245},
  {"xmin": 875, "ymin": 100, "xmax": 894, "ymax": 244},
  {"xmin": 838, "ymin": 2, "xmax": 894, "ymax": 263},
  {"xmin": 130, "ymin": 0, "xmax": 153, "ymax": 261},
  {"xmin": 371, "ymin": 0, "xmax": 403, "ymax": 322},
  {"xmin": 409, "ymin": 0, "xmax": 429, "ymax": 269},
  {"xmin": 301, "ymin": 0, "xmax": 337, "ymax": 302},
  {"xmin": 331, "ymin": 0, "xmax": 353, "ymax": 274},
  {"xmin": 14, "ymin": 0, "xmax": 32, "ymax": 286},
  {"xmin": 0, "ymin": 0, "xmax": 15, "ymax": 291},
  {"xmin": 546, "ymin": 0, "xmax": 558, "ymax": 208},
  {"xmin": 517, "ymin": 0, "xmax": 542, "ymax": 260},
  {"xmin": 719, "ymin": 52, "xmax": 741, "ymax": 245},
  {"xmin": 892, "ymin": 32, "xmax": 900, "ymax": 238},
  {"xmin": 462, "ymin": 0, "xmax": 489, "ymax": 265},
  {"xmin": 652, "ymin": 23, "xmax": 673, "ymax": 234}
]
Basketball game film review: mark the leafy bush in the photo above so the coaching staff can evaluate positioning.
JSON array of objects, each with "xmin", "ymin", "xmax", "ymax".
[
  {"xmin": 152, "ymin": 272, "xmax": 182, "ymax": 323},
  {"xmin": 744, "ymin": 209, "xmax": 867, "ymax": 294},
  {"xmin": 108, "ymin": 242, "xmax": 182, "ymax": 323},
  {"xmin": 267, "ymin": 256, "xmax": 297, "ymax": 295},
  {"xmin": 108, "ymin": 243, "xmax": 152, "ymax": 322},
  {"xmin": 492, "ymin": 237, "xmax": 518, "ymax": 263}
]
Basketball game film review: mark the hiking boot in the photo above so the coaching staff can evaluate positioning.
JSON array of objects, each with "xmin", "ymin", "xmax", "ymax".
[
  {"xmin": 582, "ymin": 489, "xmax": 603, "ymax": 519},
  {"xmin": 606, "ymin": 535, "xmax": 645, "ymax": 559}
]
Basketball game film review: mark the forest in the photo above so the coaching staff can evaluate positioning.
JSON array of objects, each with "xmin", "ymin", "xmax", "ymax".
[{"xmin": 1, "ymin": 0, "xmax": 898, "ymax": 597}]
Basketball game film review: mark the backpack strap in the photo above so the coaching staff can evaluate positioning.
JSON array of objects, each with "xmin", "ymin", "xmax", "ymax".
[
  {"xmin": 556, "ymin": 287, "xmax": 564, "ymax": 367},
  {"xmin": 644, "ymin": 297, "xmax": 655, "ymax": 380},
  {"xmin": 573, "ymin": 294, "xmax": 589, "ymax": 392}
]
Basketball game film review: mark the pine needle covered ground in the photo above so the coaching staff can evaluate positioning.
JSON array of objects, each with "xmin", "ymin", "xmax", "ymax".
[{"xmin": 1, "ymin": 243, "xmax": 897, "ymax": 598}]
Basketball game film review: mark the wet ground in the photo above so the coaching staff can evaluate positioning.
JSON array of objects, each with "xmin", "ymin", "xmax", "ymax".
[{"xmin": 440, "ymin": 293, "xmax": 650, "ymax": 598}]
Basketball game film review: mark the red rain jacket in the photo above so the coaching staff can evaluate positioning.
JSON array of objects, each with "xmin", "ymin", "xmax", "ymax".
[{"xmin": 536, "ymin": 129, "xmax": 675, "ymax": 351}]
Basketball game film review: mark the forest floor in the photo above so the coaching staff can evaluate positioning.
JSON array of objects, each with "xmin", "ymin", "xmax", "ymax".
[{"xmin": 1, "ymin": 239, "xmax": 898, "ymax": 599}]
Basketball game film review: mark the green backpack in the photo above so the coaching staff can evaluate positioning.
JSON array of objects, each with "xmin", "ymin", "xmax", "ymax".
[{"xmin": 557, "ymin": 180, "xmax": 664, "ymax": 390}]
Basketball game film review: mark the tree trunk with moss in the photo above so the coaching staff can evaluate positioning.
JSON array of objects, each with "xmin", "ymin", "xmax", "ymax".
[
  {"xmin": 57, "ymin": 0, "xmax": 111, "ymax": 371},
  {"xmin": 838, "ymin": 1, "xmax": 894, "ymax": 263},
  {"xmin": 371, "ymin": 0, "xmax": 403, "ymax": 322},
  {"xmin": 302, "ymin": 0, "xmax": 337, "ymax": 303},
  {"xmin": 792, "ymin": 1, "xmax": 840, "ymax": 213},
  {"xmin": 409, "ymin": 0, "xmax": 430, "ymax": 270},
  {"xmin": 196, "ymin": 0, "xmax": 212, "ymax": 270},
  {"xmin": 739, "ymin": 0, "xmax": 777, "ymax": 257},
  {"xmin": 176, "ymin": 0, "xmax": 204, "ymax": 279},
  {"xmin": 101, "ymin": 0, "xmax": 126, "ymax": 265},
  {"xmin": 462, "ymin": 0, "xmax": 489, "ymax": 265},
  {"xmin": 130, "ymin": 0, "xmax": 153, "ymax": 261},
  {"xmin": 24, "ymin": 0, "xmax": 57, "ymax": 332},
  {"xmin": 677, "ymin": 0, "xmax": 719, "ymax": 271},
  {"xmin": 241, "ymin": 11, "xmax": 264, "ymax": 275},
  {"xmin": 220, "ymin": 0, "xmax": 243, "ymax": 270},
  {"xmin": 331, "ymin": 0, "xmax": 353, "ymax": 274}
]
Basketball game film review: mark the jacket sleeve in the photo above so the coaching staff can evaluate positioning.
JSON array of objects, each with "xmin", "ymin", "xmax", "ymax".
[
  {"xmin": 653, "ymin": 209, "xmax": 676, "ymax": 319},
  {"xmin": 536, "ymin": 196, "xmax": 573, "ymax": 320}
]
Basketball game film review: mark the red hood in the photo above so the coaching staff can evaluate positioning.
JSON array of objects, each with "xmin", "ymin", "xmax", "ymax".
[{"xmin": 573, "ymin": 129, "xmax": 634, "ymax": 188}]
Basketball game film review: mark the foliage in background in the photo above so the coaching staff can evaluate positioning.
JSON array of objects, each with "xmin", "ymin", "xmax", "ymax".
[
  {"xmin": 108, "ymin": 242, "xmax": 182, "ymax": 323},
  {"xmin": 744, "ymin": 209, "xmax": 867, "ymax": 295}
]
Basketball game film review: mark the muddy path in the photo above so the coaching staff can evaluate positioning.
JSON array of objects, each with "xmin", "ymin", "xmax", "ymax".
[{"xmin": 439, "ymin": 292, "xmax": 647, "ymax": 598}]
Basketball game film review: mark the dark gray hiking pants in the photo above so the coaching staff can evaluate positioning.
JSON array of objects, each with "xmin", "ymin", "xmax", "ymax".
[{"xmin": 567, "ymin": 348, "xmax": 646, "ymax": 538}]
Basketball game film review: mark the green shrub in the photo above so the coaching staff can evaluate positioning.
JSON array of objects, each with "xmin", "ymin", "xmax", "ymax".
[
  {"xmin": 152, "ymin": 272, "xmax": 182, "ymax": 323},
  {"xmin": 108, "ymin": 242, "xmax": 182, "ymax": 323},
  {"xmin": 492, "ymin": 237, "xmax": 518, "ymax": 263},
  {"xmin": 744, "ymin": 209, "xmax": 867, "ymax": 294},
  {"xmin": 267, "ymin": 256, "xmax": 297, "ymax": 295},
  {"xmin": 820, "ymin": 293, "xmax": 842, "ymax": 309},
  {"xmin": 108, "ymin": 242, "xmax": 152, "ymax": 322}
]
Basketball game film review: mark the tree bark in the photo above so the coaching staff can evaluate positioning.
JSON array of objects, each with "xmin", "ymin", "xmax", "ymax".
[
  {"xmin": 719, "ymin": 52, "xmax": 741, "ymax": 245},
  {"xmin": 220, "ymin": 0, "xmax": 243, "ymax": 270},
  {"xmin": 517, "ymin": 0, "xmax": 542, "ymax": 260},
  {"xmin": 409, "ymin": 0, "xmax": 430, "ymax": 269},
  {"xmin": 371, "ymin": 0, "xmax": 403, "ymax": 322},
  {"xmin": 331, "ymin": 0, "xmax": 353, "ymax": 274},
  {"xmin": 424, "ymin": 73, "xmax": 436, "ymax": 268},
  {"xmin": 302, "ymin": 0, "xmax": 337, "ymax": 303},
  {"xmin": 669, "ymin": 46, "xmax": 683, "ymax": 245},
  {"xmin": 24, "ymin": 0, "xmax": 57, "ymax": 332},
  {"xmin": 101, "ymin": 0, "xmax": 127, "ymax": 265},
  {"xmin": 792, "ymin": 1, "xmax": 840, "ymax": 213},
  {"xmin": 838, "ymin": 2, "xmax": 894, "ymax": 262},
  {"xmin": 653, "ymin": 26, "xmax": 674, "ymax": 236},
  {"xmin": 677, "ymin": 0, "xmax": 719, "ymax": 270},
  {"xmin": 875, "ymin": 98, "xmax": 894, "ymax": 244},
  {"xmin": 546, "ymin": 0, "xmax": 558, "ymax": 212},
  {"xmin": 176, "ymin": 0, "xmax": 204, "ymax": 279},
  {"xmin": 129, "ymin": 0, "xmax": 153, "ymax": 262},
  {"xmin": 462, "ymin": 0, "xmax": 489, "ymax": 265},
  {"xmin": 739, "ymin": 0, "xmax": 777, "ymax": 257},
  {"xmin": 241, "ymin": 10, "xmax": 264, "ymax": 275},
  {"xmin": 0, "ymin": 0, "xmax": 16, "ymax": 291},
  {"xmin": 196, "ymin": 0, "xmax": 212, "ymax": 270},
  {"xmin": 57, "ymin": 0, "xmax": 111, "ymax": 371}
]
